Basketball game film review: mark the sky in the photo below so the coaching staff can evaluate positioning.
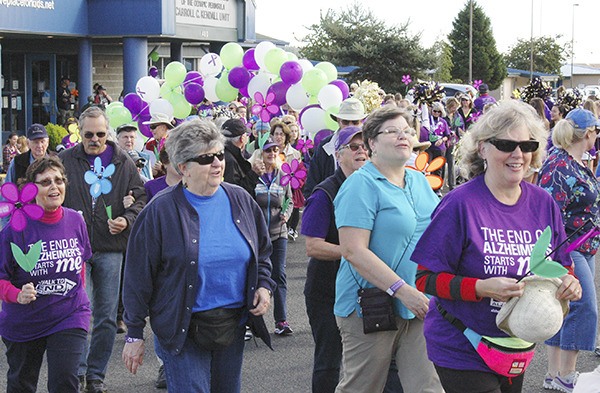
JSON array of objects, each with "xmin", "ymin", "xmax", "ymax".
[{"xmin": 255, "ymin": 0, "xmax": 599, "ymax": 64}]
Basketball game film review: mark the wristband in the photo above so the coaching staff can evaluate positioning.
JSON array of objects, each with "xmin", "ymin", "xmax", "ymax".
[
  {"xmin": 125, "ymin": 336, "xmax": 143, "ymax": 344},
  {"xmin": 386, "ymin": 279, "xmax": 405, "ymax": 296}
]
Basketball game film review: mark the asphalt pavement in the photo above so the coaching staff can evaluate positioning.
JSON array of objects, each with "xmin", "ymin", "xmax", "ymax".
[{"xmin": 0, "ymin": 232, "xmax": 598, "ymax": 392}]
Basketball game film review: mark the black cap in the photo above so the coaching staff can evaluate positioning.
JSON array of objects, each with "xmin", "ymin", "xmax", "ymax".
[
  {"xmin": 221, "ymin": 118, "xmax": 247, "ymax": 137},
  {"xmin": 27, "ymin": 124, "xmax": 49, "ymax": 140},
  {"xmin": 479, "ymin": 83, "xmax": 489, "ymax": 93}
]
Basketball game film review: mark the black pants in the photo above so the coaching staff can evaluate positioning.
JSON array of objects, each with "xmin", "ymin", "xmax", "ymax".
[
  {"xmin": 3, "ymin": 328, "xmax": 87, "ymax": 393},
  {"xmin": 288, "ymin": 207, "xmax": 300, "ymax": 232},
  {"xmin": 435, "ymin": 365, "xmax": 524, "ymax": 393}
]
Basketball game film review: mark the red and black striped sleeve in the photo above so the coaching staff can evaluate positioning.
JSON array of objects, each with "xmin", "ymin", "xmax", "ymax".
[{"xmin": 416, "ymin": 265, "xmax": 480, "ymax": 302}]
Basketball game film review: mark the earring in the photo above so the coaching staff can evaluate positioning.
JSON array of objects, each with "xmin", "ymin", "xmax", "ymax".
[{"xmin": 483, "ymin": 159, "xmax": 488, "ymax": 171}]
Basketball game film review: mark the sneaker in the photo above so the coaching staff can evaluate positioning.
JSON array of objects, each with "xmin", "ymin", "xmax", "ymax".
[
  {"xmin": 543, "ymin": 373, "xmax": 555, "ymax": 390},
  {"xmin": 116, "ymin": 319, "xmax": 127, "ymax": 334},
  {"xmin": 85, "ymin": 379, "xmax": 107, "ymax": 393},
  {"xmin": 595, "ymin": 346, "xmax": 600, "ymax": 357},
  {"xmin": 551, "ymin": 371, "xmax": 579, "ymax": 393},
  {"xmin": 155, "ymin": 365, "xmax": 167, "ymax": 389},
  {"xmin": 274, "ymin": 321, "xmax": 293, "ymax": 335},
  {"xmin": 288, "ymin": 229, "xmax": 298, "ymax": 241},
  {"xmin": 244, "ymin": 326, "xmax": 253, "ymax": 341}
]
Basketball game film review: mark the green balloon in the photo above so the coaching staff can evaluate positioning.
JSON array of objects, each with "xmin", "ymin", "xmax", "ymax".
[
  {"xmin": 287, "ymin": 52, "xmax": 298, "ymax": 62},
  {"xmin": 315, "ymin": 62, "xmax": 337, "ymax": 83},
  {"xmin": 216, "ymin": 73, "xmax": 239, "ymax": 102},
  {"xmin": 264, "ymin": 48, "xmax": 288, "ymax": 75},
  {"xmin": 105, "ymin": 102, "xmax": 124, "ymax": 119},
  {"xmin": 164, "ymin": 62, "xmax": 187, "ymax": 86},
  {"xmin": 302, "ymin": 68, "xmax": 328, "ymax": 96},
  {"xmin": 325, "ymin": 107, "xmax": 339, "ymax": 130},
  {"xmin": 308, "ymin": 94, "xmax": 319, "ymax": 105},
  {"xmin": 160, "ymin": 83, "xmax": 181, "ymax": 101},
  {"xmin": 150, "ymin": 51, "xmax": 160, "ymax": 62},
  {"xmin": 109, "ymin": 106, "xmax": 133, "ymax": 128},
  {"xmin": 220, "ymin": 42, "xmax": 244, "ymax": 70},
  {"xmin": 170, "ymin": 93, "xmax": 192, "ymax": 119}
]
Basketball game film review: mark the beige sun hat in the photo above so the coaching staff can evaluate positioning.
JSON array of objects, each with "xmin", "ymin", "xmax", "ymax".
[
  {"xmin": 496, "ymin": 275, "xmax": 569, "ymax": 343},
  {"xmin": 330, "ymin": 98, "xmax": 368, "ymax": 122}
]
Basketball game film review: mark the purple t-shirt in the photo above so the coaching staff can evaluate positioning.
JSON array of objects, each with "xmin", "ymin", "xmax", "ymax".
[
  {"xmin": 0, "ymin": 208, "xmax": 92, "ymax": 341},
  {"xmin": 144, "ymin": 176, "xmax": 168, "ymax": 202},
  {"xmin": 86, "ymin": 144, "xmax": 114, "ymax": 168},
  {"xmin": 301, "ymin": 189, "xmax": 331, "ymax": 238},
  {"xmin": 411, "ymin": 175, "xmax": 571, "ymax": 372}
]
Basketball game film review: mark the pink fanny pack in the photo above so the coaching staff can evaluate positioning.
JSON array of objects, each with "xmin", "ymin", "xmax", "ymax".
[{"xmin": 437, "ymin": 303, "xmax": 536, "ymax": 377}]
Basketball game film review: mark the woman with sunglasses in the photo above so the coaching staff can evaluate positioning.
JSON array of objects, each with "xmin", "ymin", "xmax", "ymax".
[
  {"xmin": 333, "ymin": 106, "xmax": 442, "ymax": 392},
  {"xmin": 412, "ymin": 100, "xmax": 580, "ymax": 393},
  {"xmin": 0, "ymin": 156, "xmax": 92, "ymax": 393},
  {"xmin": 538, "ymin": 108, "xmax": 600, "ymax": 392},
  {"xmin": 457, "ymin": 94, "xmax": 476, "ymax": 134},
  {"xmin": 249, "ymin": 138, "xmax": 294, "ymax": 335},
  {"xmin": 428, "ymin": 102, "xmax": 451, "ymax": 186},
  {"xmin": 122, "ymin": 119, "xmax": 275, "ymax": 393}
]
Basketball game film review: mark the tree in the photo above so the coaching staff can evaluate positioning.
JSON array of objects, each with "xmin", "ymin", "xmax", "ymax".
[
  {"xmin": 447, "ymin": 1, "xmax": 506, "ymax": 89},
  {"xmin": 299, "ymin": 3, "xmax": 432, "ymax": 93},
  {"xmin": 504, "ymin": 36, "xmax": 568, "ymax": 75},
  {"xmin": 429, "ymin": 40, "xmax": 455, "ymax": 83}
]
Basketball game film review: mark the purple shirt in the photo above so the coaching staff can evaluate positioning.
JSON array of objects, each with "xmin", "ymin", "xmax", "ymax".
[
  {"xmin": 301, "ymin": 189, "xmax": 331, "ymax": 238},
  {"xmin": 144, "ymin": 176, "xmax": 168, "ymax": 202},
  {"xmin": 411, "ymin": 175, "xmax": 571, "ymax": 372},
  {"xmin": 0, "ymin": 208, "xmax": 92, "ymax": 341},
  {"xmin": 86, "ymin": 144, "xmax": 114, "ymax": 168}
]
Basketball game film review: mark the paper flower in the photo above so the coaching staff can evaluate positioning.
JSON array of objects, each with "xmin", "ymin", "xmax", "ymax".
[
  {"xmin": 0, "ymin": 182, "xmax": 44, "ymax": 232},
  {"xmin": 472, "ymin": 80, "xmax": 483, "ymax": 90},
  {"xmin": 402, "ymin": 75, "xmax": 412, "ymax": 85},
  {"xmin": 295, "ymin": 138, "xmax": 314, "ymax": 154},
  {"xmin": 406, "ymin": 152, "xmax": 445, "ymax": 190},
  {"xmin": 353, "ymin": 80, "xmax": 383, "ymax": 114},
  {"xmin": 280, "ymin": 159, "xmax": 307, "ymax": 190},
  {"xmin": 84, "ymin": 157, "xmax": 115, "ymax": 198},
  {"xmin": 252, "ymin": 92, "xmax": 278, "ymax": 122}
]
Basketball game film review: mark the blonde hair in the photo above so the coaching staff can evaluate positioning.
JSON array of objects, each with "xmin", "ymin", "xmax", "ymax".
[
  {"xmin": 459, "ymin": 100, "xmax": 547, "ymax": 179},
  {"xmin": 552, "ymin": 119, "xmax": 588, "ymax": 149},
  {"xmin": 431, "ymin": 102, "xmax": 446, "ymax": 117},
  {"xmin": 248, "ymin": 147, "xmax": 284, "ymax": 171}
]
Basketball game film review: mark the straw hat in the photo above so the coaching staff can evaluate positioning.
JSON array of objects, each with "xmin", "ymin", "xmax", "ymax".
[{"xmin": 496, "ymin": 275, "xmax": 569, "ymax": 343}]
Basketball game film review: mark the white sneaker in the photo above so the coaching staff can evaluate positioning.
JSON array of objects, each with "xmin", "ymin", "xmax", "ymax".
[{"xmin": 551, "ymin": 371, "xmax": 579, "ymax": 393}]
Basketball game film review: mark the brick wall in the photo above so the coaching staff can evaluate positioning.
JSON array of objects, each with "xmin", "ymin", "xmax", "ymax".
[{"xmin": 92, "ymin": 44, "xmax": 124, "ymax": 101}]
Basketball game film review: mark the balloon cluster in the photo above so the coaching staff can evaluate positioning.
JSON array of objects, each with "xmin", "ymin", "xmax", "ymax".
[
  {"xmin": 411, "ymin": 81, "xmax": 445, "ymax": 106},
  {"xmin": 557, "ymin": 88, "xmax": 583, "ymax": 113},
  {"xmin": 112, "ymin": 41, "xmax": 352, "ymax": 140},
  {"xmin": 519, "ymin": 77, "xmax": 553, "ymax": 103}
]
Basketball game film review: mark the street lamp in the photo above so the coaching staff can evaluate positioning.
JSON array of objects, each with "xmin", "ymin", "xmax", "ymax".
[{"xmin": 571, "ymin": 3, "xmax": 579, "ymax": 88}]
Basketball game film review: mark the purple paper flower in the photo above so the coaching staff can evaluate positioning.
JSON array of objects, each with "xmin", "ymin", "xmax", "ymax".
[
  {"xmin": 280, "ymin": 159, "xmax": 307, "ymax": 190},
  {"xmin": 473, "ymin": 80, "xmax": 483, "ymax": 90},
  {"xmin": 402, "ymin": 75, "xmax": 412, "ymax": 85},
  {"xmin": 0, "ymin": 182, "xmax": 44, "ymax": 232},
  {"xmin": 252, "ymin": 92, "xmax": 279, "ymax": 122},
  {"xmin": 295, "ymin": 138, "xmax": 314, "ymax": 154}
]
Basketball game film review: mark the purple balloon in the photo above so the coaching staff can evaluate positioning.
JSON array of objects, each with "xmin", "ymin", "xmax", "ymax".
[
  {"xmin": 184, "ymin": 71, "xmax": 204, "ymax": 87},
  {"xmin": 280, "ymin": 61, "xmax": 303, "ymax": 85},
  {"xmin": 123, "ymin": 93, "xmax": 143, "ymax": 115},
  {"xmin": 239, "ymin": 85, "xmax": 249, "ymax": 98},
  {"xmin": 228, "ymin": 66, "xmax": 251, "ymax": 89},
  {"xmin": 242, "ymin": 48, "xmax": 260, "ymax": 71},
  {"xmin": 267, "ymin": 81, "xmax": 290, "ymax": 107},
  {"xmin": 314, "ymin": 129, "xmax": 334, "ymax": 147},
  {"xmin": 184, "ymin": 83, "xmax": 205, "ymax": 105},
  {"xmin": 149, "ymin": 66, "xmax": 159, "ymax": 78},
  {"xmin": 330, "ymin": 79, "xmax": 350, "ymax": 100},
  {"xmin": 138, "ymin": 122, "xmax": 153, "ymax": 138}
]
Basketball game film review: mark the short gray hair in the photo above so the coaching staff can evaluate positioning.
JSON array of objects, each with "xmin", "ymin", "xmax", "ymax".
[
  {"xmin": 362, "ymin": 106, "xmax": 412, "ymax": 155},
  {"xmin": 79, "ymin": 106, "xmax": 109, "ymax": 131},
  {"xmin": 166, "ymin": 119, "xmax": 225, "ymax": 174}
]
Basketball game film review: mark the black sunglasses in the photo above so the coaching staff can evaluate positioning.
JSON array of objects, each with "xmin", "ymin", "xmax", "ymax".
[
  {"xmin": 187, "ymin": 151, "xmax": 225, "ymax": 165},
  {"xmin": 487, "ymin": 139, "xmax": 539, "ymax": 153},
  {"xmin": 84, "ymin": 131, "xmax": 107, "ymax": 139}
]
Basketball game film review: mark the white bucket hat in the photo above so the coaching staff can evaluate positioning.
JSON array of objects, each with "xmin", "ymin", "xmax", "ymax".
[
  {"xmin": 330, "ymin": 98, "xmax": 368, "ymax": 122},
  {"xmin": 496, "ymin": 275, "xmax": 569, "ymax": 343}
]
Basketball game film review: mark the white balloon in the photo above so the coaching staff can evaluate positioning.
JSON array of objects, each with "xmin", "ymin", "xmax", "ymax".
[
  {"xmin": 247, "ymin": 72, "xmax": 272, "ymax": 99},
  {"xmin": 287, "ymin": 52, "xmax": 298, "ymax": 62},
  {"xmin": 286, "ymin": 83, "xmax": 310, "ymax": 111},
  {"xmin": 150, "ymin": 99, "xmax": 174, "ymax": 119},
  {"xmin": 200, "ymin": 53, "xmax": 223, "ymax": 76},
  {"xmin": 203, "ymin": 76, "xmax": 219, "ymax": 102},
  {"xmin": 136, "ymin": 76, "xmax": 161, "ymax": 103},
  {"xmin": 298, "ymin": 59, "xmax": 314, "ymax": 73},
  {"xmin": 301, "ymin": 106, "xmax": 328, "ymax": 135},
  {"xmin": 317, "ymin": 85, "xmax": 344, "ymax": 111},
  {"xmin": 254, "ymin": 41, "xmax": 276, "ymax": 71}
]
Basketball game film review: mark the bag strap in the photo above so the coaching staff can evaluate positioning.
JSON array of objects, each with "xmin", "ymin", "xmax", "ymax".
[{"xmin": 436, "ymin": 301, "xmax": 468, "ymax": 332}]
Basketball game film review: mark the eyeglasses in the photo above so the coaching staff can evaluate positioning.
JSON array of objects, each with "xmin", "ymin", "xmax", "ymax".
[
  {"xmin": 432, "ymin": 110, "xmax": 442, "ymax": 114},
  {"xmin": 487, "ymin": 139, "xmax": 539, "ymax": 153},
  {"xmin": 35, "ymin": 177, "xmax": 66, "ymax": 187},
  {"xmin": 377, "ymin": 127, "xmax": 416, "ymax": 138},
  {"xmin": 341, "ymin": 143, "xmax": 366, "ymax": 152},
  {"xmin": 264, "ymin": 147, "xmax": 279, "ymax": 153},
  {"xmin": 186, "ymin": 151, "xmax": 225, "ymax": 165},
  {"xmin": 83, "ymin": 131, "xmax": 107, "ymax": 139}
]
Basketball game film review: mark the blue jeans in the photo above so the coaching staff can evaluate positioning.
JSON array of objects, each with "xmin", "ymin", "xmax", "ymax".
[
  {"xmin": 3, "ymin": 328, "xmax": 87, "ymax": 393},
  {"xmin": 546, "ymin": 251, "xmax": 598, "ymax": 351},
  {"xmin": 79, "ymin": 252, "xmax": 123, "ymax": 381},
  {"xmin": 271, "ymin": 237, "xmax": 288, "ymax": 323},
  {"xmin": 155, "ymin": 325, "xmax": 245, "ymax": 393}
]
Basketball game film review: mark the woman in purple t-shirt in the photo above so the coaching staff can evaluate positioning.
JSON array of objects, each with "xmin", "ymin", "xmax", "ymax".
[
  {"xmin": 412, "ymin": 101, "xmax": 581, "ymax": 393},
  {"xmin": 0, "ymin": 156, "xmax": 92, "ymax": 393}
]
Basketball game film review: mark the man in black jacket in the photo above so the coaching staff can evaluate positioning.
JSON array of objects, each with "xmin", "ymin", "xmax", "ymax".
[{"xmin": 222, "ymin": 118, "xmax": 265, "ymax": 196}]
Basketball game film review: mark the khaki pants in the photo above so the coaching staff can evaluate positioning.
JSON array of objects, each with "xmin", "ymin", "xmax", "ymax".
[{"xmin": 335, "ymin": 312, "xmax": 443, "ymax": 393}]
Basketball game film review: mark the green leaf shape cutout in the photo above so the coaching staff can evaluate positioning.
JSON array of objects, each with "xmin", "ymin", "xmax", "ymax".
[{"xmin": 11, "ymin": 240, "xmax": 42, "ymax": 273}]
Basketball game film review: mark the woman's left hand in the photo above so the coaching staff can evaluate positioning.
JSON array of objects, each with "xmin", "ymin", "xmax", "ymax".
[
  {"xmin": 395, "ymin": 285, "xmax": 430, "ymax": 320},
  {"xmin": 250, "ymin": 287, "xmax": 271, "ymax": 316},
  {"xmin": 556, "ymin": 274, "xmax": 582, "ymax": 301}
]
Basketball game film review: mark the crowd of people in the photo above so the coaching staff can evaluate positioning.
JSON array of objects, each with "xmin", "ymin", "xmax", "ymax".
[{"xmin": 0, "ymin": 76, "xmax": 599, "ymax": 393}]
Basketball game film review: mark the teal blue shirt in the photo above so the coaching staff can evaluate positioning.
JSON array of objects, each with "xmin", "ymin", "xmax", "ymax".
[{"xmin": 333, "ymin": 162, "xmax": 439, "ymax": 319}]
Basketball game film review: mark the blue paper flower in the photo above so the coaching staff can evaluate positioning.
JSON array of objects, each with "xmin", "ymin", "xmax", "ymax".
[{"xmin": 84, "ymin": 157, "xmax": 115, "ymax": 198}]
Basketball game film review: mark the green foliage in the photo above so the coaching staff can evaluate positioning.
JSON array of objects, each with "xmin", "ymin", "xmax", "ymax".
[
  {"xmin": 447, "ymin": 1, "xmax": 506, "ymax": 89},
  {"xmin": 429, "ymin": 40, "xmax": 456, "ymax": 82},
  {"xmin": 44, "ymin": 123, "xmax": 68, "ymax": 152},
  {"xmin": 504, "ymin": 36, "xmax": 568, "ymax": 76},
  {"xmin": 299, "ymin": 3, "xmax": 433, "ymax": 93}
]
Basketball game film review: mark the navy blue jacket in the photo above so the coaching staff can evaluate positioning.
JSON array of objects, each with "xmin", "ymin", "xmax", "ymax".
[{"xmin": 123, "ymin": 182, "xmax": 275, "ymax": 354}]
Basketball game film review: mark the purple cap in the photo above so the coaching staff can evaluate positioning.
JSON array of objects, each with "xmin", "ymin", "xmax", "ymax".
[
  {"xmin": 335, "ymin": 126, "xmax": 363, "ymax": 150},
  {"xmin": 261, "ymin": 136, "xmax": 279, "ymax": 151}
]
